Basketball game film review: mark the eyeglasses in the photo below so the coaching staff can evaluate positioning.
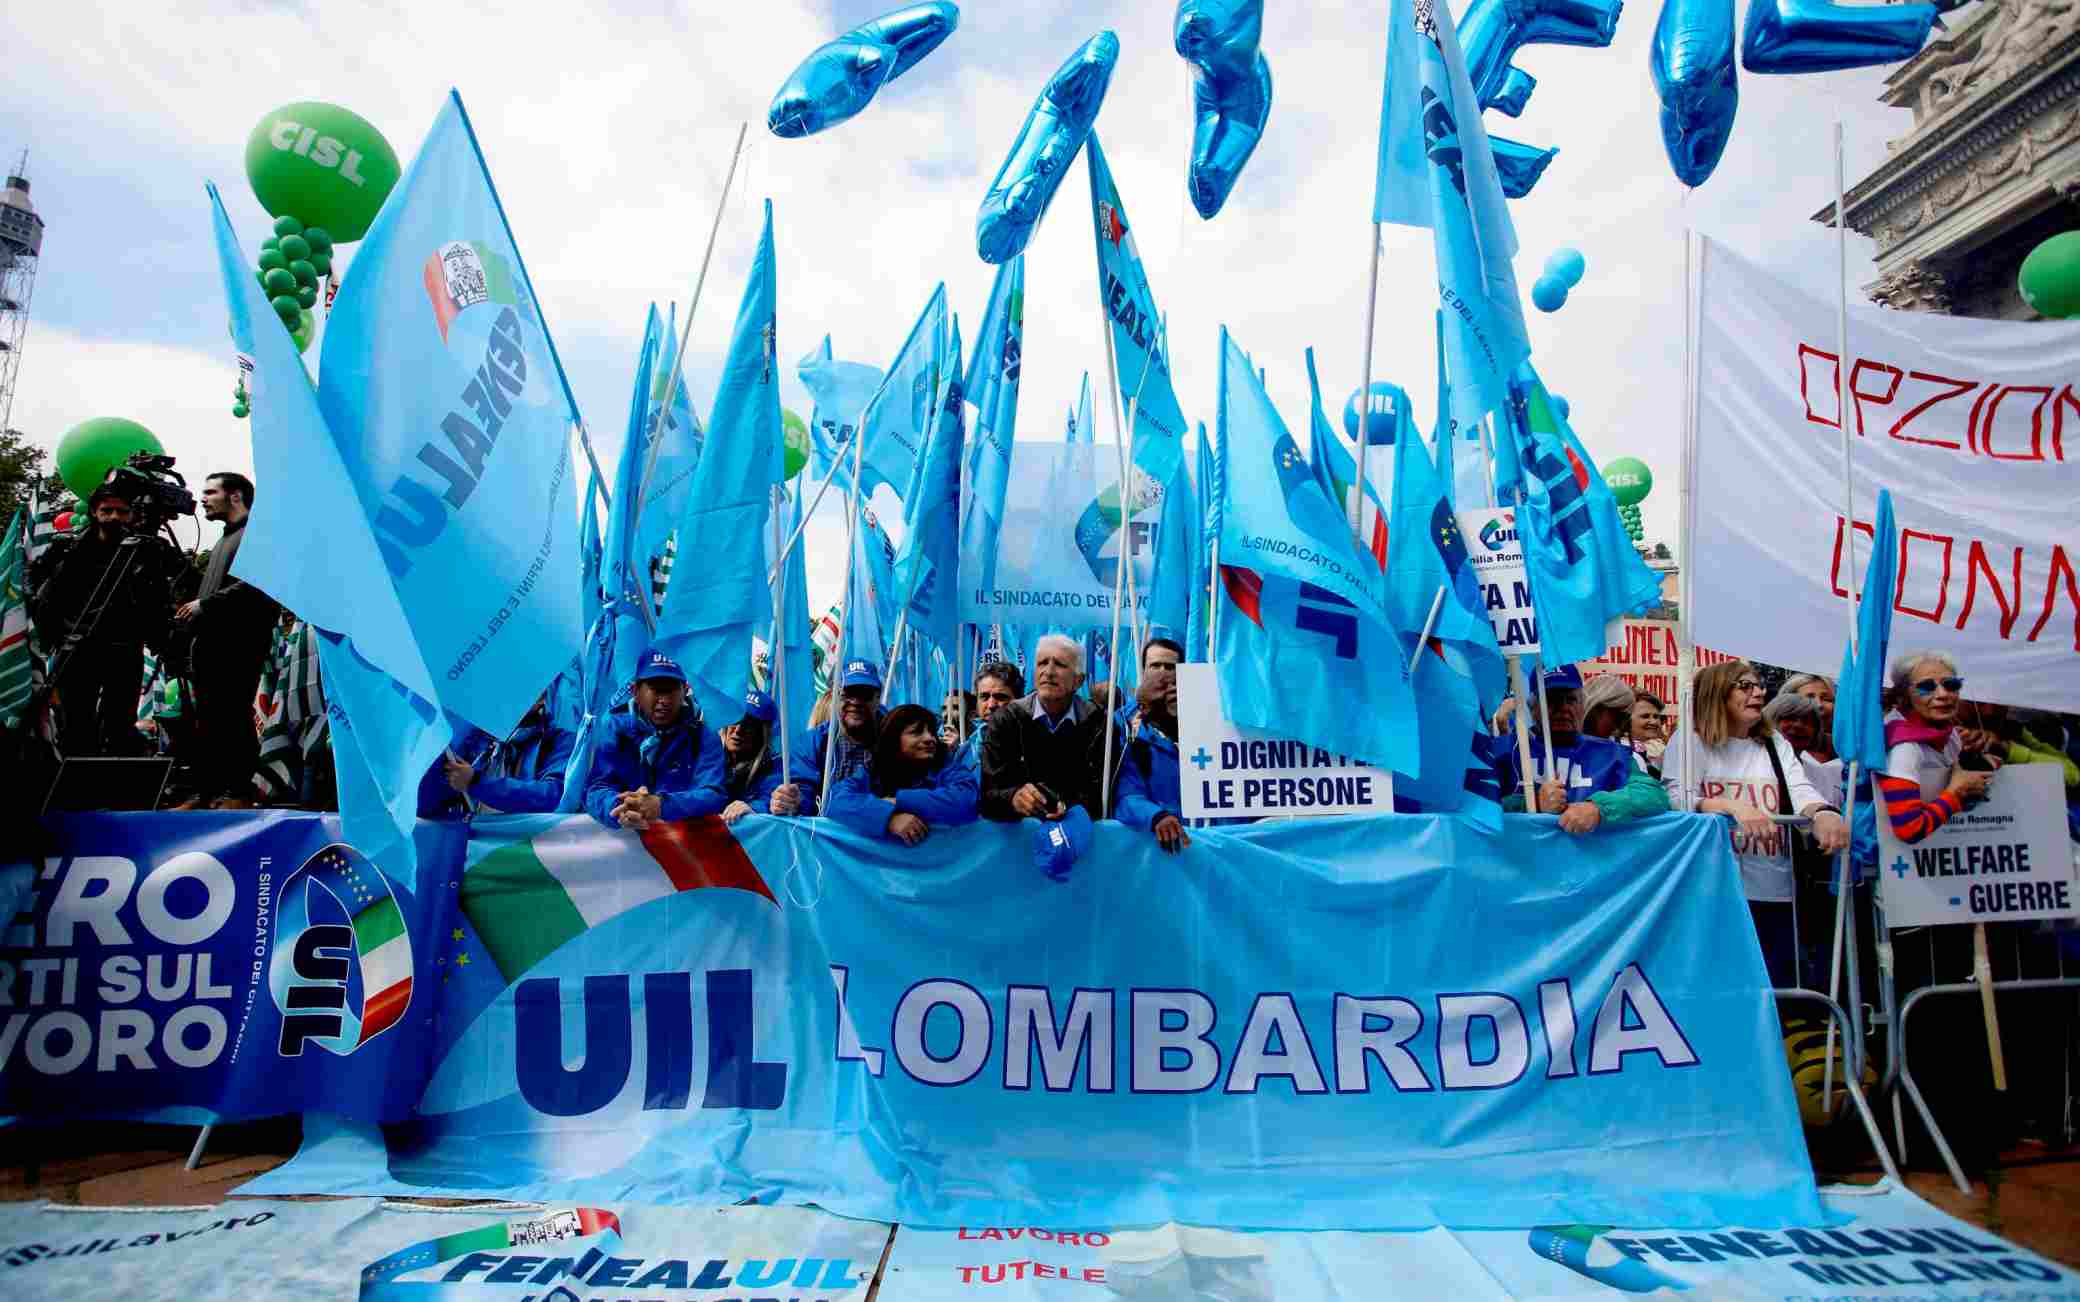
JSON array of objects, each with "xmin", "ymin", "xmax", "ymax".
[
  {"xmin": 1733, "ymin": 678, "xmax": 1764, "ymax": 694},
  {"xmin": 1912, "ymin": 676, "xmax": 1964, "ymax": 696}
]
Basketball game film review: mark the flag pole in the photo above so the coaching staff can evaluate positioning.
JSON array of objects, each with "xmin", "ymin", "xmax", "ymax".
[
  {"xmin": 821, "ymin": 395, "xmax": 871, "ymax": 809},
  {"xmin": 769, "ymin": 443, "xmax": 854, "ymax": 584},
  {"xmin": 1824, "ymin": 120, "xmax": 1859, "ymax": 1109},
  {"xmin": 1097, "ymin": 300, "xmax": 1139, "ymax": 817},
  {"xmin": 1352, "ymin": 224, "xmax": 1383, "ymax": 535},
  {"xmin": 635, "ymin": 123, "xmax": 749, "ymax": 539},
  {"xmin": 770, "ymin": 482, "xmax": 793, "ymax": 783},
  {"xmin": 575, "ymin": 421, "xmax": 611, "ymax": 512},
  {"xmin": 1677, "ymin": 233, "xmax": 1700, "ymax": 816}
]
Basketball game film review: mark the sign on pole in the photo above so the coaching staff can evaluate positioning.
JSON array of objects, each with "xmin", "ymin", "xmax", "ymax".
[
  {"xmin": 1176, "ymin": 663, "xmax": 1394, "ymax": 818},
  {"xmin": 1458, "ymin": 507, "xmax": 1539, "ymax": 656},
  {"xmin": 1876, "ymin": 763, "xmax": 2077, "ymax": 928}
]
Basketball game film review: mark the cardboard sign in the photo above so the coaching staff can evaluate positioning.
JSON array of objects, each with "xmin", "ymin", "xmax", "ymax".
[
  {"xmin": 1176, "ymin": 663, "xmax": 1394, "ymax": 817},
  {"xmin": 1458, "ymin": 507, "xmax": 1539, "ymax": 656},
  {"xmin": 1877, "ymin": 762, "xmax": 2078, "ymax": 928}
]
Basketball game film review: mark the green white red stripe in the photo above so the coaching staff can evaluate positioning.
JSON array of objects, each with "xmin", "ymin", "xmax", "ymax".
[{"xmin": 290, "ymin": 844, "xmax": 415, "ymax": 1045}]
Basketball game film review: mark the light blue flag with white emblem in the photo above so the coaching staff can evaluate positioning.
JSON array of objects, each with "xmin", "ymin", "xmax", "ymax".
[
  {"xmin": 1214, "ymin": 328, "xmax": 1417, "ymax": 774},
  {"xmin": 631, "ymin": 303, "xmax": 703, "ymax": 576},
  {"xmin": 209, "ymin": 185, "xmax": 444, "ymax": 865},
  {"xmin": 315, "ymin": 91, "xmax": 583, "ymax": 740},
  {"xmin": 601, "ymin": 306, "xmax": 663, "ymax": 708},
  {"xmin": 891, "ymin": 319, "xmax": 965, "ymax": 656},
  {"xmin": 1087, "ymin": 134, "xmax": 1186, "ymax": 486},
  {"xmin": 859, "ymin": 284, "xmax": 949, "ymax": 499},
  {"xmin": 959, "ymin": 257, "xmax": 1024, "ymax": 605},
  {"xmin": 1373, "ymin": 0, "xmax": 1531, "ymax": 429},
  {"xmin": 654, "ymin": 200, "xmax": 782, "ymax": 728},
  {"xmin": 799, "ymin": 336, "xmax": 883, "ymax": 487},
  {"xmin": 1510, "ymin": 366, "xmax": 1663, "ymax": 665}
]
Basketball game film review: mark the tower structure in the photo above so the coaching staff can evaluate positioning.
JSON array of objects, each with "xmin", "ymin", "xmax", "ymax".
[{"xmin": 0, "ymin": 152, "xmax": 45, "ymax": 435}]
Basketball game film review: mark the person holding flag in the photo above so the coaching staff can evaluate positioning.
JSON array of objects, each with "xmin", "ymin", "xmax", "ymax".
[
  {"xmin": 719, "ymin": 688, "xmax": 785, "ymax": 824},
  {"xmin": 772, "ymin": 659, "xmax": 885, "ymax": 816},
  {"xmin": 582, "ymin": 650, "xmax": 726, "ymax": 831},
  {"xmin": 1493, "ymin": 665, "xmax": 1667, "ymax": 835}
]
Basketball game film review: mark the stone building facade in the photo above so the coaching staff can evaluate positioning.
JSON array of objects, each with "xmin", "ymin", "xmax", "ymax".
[{"xmin": 1816, "ymin": 0, "xmax": 2080, "ymax": 318}]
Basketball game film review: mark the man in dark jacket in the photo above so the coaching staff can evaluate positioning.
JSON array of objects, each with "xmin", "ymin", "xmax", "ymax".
[
  {"xmin": 1094, "ymin": 636, "xmax": 1191, "ymax": 851},
  {"xmin": 982, "ymin": 632, "xmax": 1101, "ymax": 821},
  {"xmin": 583, "ymin": 651, "xmax": 727, "ymax": 830},
  {"xmin": 29, "ymin": 485, "xmax": 181, "ymax": 756},
  {"xmin": 771, "ymin": 659, "xmax": 885, "ymax": 817},
  {"xmin": 172, "ymin": 473, "xmax": 278, "ymax": 805}
]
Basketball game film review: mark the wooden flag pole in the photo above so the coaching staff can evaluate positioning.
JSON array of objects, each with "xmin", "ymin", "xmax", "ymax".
[{"xmin": 1975, "ymin": 922, "xmax": 2010, "ymax": 1090}]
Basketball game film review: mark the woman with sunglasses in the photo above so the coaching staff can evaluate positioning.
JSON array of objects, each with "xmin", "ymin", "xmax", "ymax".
[
  {"xmin": 1874, "ymin": 651, "xmax": 1996, "ymax": 843},
  {"xmin": 1664, "ymin": 661, "xmax": 1848, "ymax": 985}
]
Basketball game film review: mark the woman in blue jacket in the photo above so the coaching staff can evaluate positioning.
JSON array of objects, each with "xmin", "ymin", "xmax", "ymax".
[
  {"xmin": 721, "ymin": 689, "xmax": 785, "ymax": 825},
  {"xmin": 826, "ymin": 704, "xmax": 979, "ymax": 845}
]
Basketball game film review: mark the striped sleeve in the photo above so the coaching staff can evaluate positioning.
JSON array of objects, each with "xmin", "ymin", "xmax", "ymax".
[{"xmin": 1875, "ymin": 772, "xmax": 1960, "ymax": 844}]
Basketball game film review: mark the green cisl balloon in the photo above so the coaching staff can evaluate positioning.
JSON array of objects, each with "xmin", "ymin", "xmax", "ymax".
[
  {"xmin": 55, "ymin": 417, "xmax": 164, "ymax": 499},
  {"xmin": 1602, "ymin": 456, "xmax": 1654, "ymax": 508},
  {"xmin": 2019, "ymin": 231, "xmax": 2080, "ymax": 319},
  {"xmin": 782, "ymin": 409, "xmax": 810, "ymax": 479},
  {"xmin": 244, "ymin": 102, "xmax": 401, "ymax": 243}
]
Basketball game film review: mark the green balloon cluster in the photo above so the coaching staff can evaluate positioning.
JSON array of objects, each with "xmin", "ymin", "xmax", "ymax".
[
  {"xmin": 782, "ymin": 409, "xmax": 811, "ymax": 480},
  {"xmin": 1617, "ymin": 501, "xmax": 1645, "ymax": 542},
  {"xmin": 244, "ymin": 101, "xmax": 400, "ymax": 244},
  {"xmin": 2019, "ymin": 232, "xmax": 2080, "ymax": 319},
  {"xmin": 55, "ymin": 417, "xmax": 164, "ymax": 499},
  {"xmin": 252, "ymin": 214, "xmax": 334, "ymax": 337}
]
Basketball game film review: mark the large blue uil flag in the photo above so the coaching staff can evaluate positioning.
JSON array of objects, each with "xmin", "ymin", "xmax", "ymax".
[
  {"xmin": 959, "ymin": 256, "xmax": 1025, "ymax": 604},
  {"xmin": 315, "ymin": 91, "xmax": 584, "ymax": 737}
]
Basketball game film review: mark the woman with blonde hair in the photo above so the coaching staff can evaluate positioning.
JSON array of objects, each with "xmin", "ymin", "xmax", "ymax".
[{"xmin": 1664, "ymin": 660, "xmax": 1848, "ymax": 984}]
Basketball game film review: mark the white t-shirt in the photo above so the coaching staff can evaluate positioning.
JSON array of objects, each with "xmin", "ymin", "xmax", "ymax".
[
  {"xmin": 1663, "ymin": 728, "xmax": 1827, "ymax": 903},
  {"xmin": 1885, "ymin": 733, "xmax": 1959, "ymax": 801},
  {"xmin": 1803, "ymin": 754, "xmax": 1844, "ymax": 807}
]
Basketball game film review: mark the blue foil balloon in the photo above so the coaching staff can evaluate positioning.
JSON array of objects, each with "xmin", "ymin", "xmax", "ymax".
[
  {"xmin": 1493, "ymin": 67, "xmax": 1538, "ymax": 118},
  {"xmin": 1741, "ymin": 0, "xmax": 1939, "ymax": 74},
  {"xmin": 1343, "ymin": 382, "xmax": 1408, "ymax": 445},
  {"xmin": 1552, "ymin": 394, "xmax": 1571, "ymax": 420},
  {"xmin": 976, "ymin": 31, "xmax": 1120, "ymax": 265},
  {"xmin": 1458, "ymin": 0, "xmax": 1621, "ymax": 197},
  {"xmin": 1174, "ymin": 0, "xmax": 1273, "ymax": 219},
  {"xmin": 767, "ymin": 2, "xmax": 960, "ymax": 138},
  {"xmin": 1493, "ymin": 138, "xmax": 1561, "ymax": 198},
  {"xmin": 1650, "ymin": 0, "xmax": 1738, "ymax": 186},
  {"xmin": 1532, "ymin": 276, "xmax": 1570, "ymax": 313},
  {"xmin": 1544, "ymin": 246, "xmax": 1586, "ymax": 287}
]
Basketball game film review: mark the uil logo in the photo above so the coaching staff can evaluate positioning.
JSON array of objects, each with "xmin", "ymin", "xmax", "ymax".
[
  {"xmin": 271, "ymin": 844, "xmax": 415, "ymax": 1057},
  {"xmin": 1479, "ymin": 516, "xmax": 1517, "ymax": 551}
]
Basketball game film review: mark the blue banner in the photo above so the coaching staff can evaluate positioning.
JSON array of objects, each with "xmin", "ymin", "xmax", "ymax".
[
  {"xmin": 238, "ymin": 811, "xmax": 1822, "ymax": 1231},
  {"xmin": 0, "ymin": 813, "xmax": 462, "ymax": 1123}
]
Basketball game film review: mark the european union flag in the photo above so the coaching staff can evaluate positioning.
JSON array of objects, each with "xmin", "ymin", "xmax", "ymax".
[{"xmin": 1214, "ymin": 328, "xmax": 1416, "ymax": 774}]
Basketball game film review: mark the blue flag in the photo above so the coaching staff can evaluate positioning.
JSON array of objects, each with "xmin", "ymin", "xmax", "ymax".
[
  {"xmin": 632, "ymin": 303, "xmax": 703, "ymax": 574},
  {"xmin": 960, "ymin": 257, "xmax": 1024, "ymax": 604},
  {"xmin": 842, "ymin": 501, "xmax": 899, "ymax": 668},
  {"xmin": 210, "ymin": 186, "xmax": 443, "ymax": 865},
  {"xmin": 1834, "ymin": 488, "xmax": 1898, "ymax": 776},
  {"xmin": 891, "ymin": 319, "xmax": 965, "ymax": 655},
  {"xmin": 859, "ymin": 284, "xmax": 950, "ymax": 499},
  {"xmin": 1511, "ymin": 369, "xmax": 1663, "ymax": 665},
  {"xmin": 1087, "ymin": 134, "xmax": 1186, "ymax": 486},
  {"xmin": 578, "ymin": 466, "xmax": 604, "ymax": 638},
  {"xmin": 1146, "ymin": 454, "xmax": 1196, "ymax": 648},
  {"xmin": 798, "ymin": 336, "xmax": 883, "ymax": 487},
  {"xmin": 771, "ymin": 480, "xmax": 817, "ymax": 767},
  {"xmin": 1185, "ymin": 423, "xmax": 1218, "ymax": 660},
  {"xmin": 602, "ymin": 307, "xmax": 664, "ymax": 707},
  {"xmin": 1385, "ymin": 388, "xmax": 1509, "ymax": 823},
  {"xmin": 1305, "ymin": 349, "xmax": 1391, "ymax": 571},
  {"xmin": 1214, "ymin": 328, "xmax": 1416, "ymax": 773},
  {"xmin": 655, "ymin": 200, "xmax": 782, "ymax": 727},
  {"xmin": 1428, "ymin": 309, "xmax": 1464, "ymax": 509},
  {"xmin": 1373, "ymin": 0, "xmax": 1531, "ymax": 428},
  {"xmin": 315, "ymin": 92, "xmax": 582, "ymax": 738}
]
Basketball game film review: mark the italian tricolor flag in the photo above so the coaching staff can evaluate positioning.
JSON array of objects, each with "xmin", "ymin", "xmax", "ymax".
[
  {"xmin": 462, "ymin": 815, "xmax": 773, "ymax": 982},
  {"xmin": 433, "ymin": 1207, "xmax": 620, "ymax": 1262}
]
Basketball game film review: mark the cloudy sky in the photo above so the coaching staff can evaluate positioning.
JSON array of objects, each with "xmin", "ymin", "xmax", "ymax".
[{"xmin": 5, "ymin": 0, "xmax": 1913, "ymax": 607}]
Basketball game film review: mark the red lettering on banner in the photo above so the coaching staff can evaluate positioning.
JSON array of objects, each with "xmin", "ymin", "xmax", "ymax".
[
  {"xmin": 1888, "ymin": 371, "xmax": 1976, "ymax": 450},
  {"xmin": 1957, "ymin": 542, "xmax": 2024, "ymax": 638},
  {"xmin": 1964, "ymin": 382, "xmax": 1998, "ymax": 455},
  {"xmin": 1897, "ymin": 529, "xmax": 1955, "ymax": 623},
  {"xmin": 2051, "ymin": 385, "xmax": 2078, "ymax": 461},
  {"xmin": 1849, "ymin": 358, "xmax": 1903, "ymax": 436},
  {"xmin": 2028, "ymin": 545, "xmax": 2080, "ymax": 651},
  {"xmin": 1829, "ymin": 517, "xmax": 1880, "ymax": 598},
  {"xmin": 1979, "ymin": 385, "xmax": 2053, "ymax": 462}
]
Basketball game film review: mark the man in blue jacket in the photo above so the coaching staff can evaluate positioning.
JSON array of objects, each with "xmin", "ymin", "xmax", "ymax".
[
  {"xmin": 427, "ymin": 693, "xmax": 576, "ymax": 815},
  {"xmin": 583, "ymin": 651, "xmax": 728, "ymax": 831},
  {"xmin": 1494, "ymin": 664, "xmax": 1667, "ymax": 835},
  {"xmin": 1105, "ymin": 637, "xmax": 1191, "ymax": 852},
  {"xmin": 770, "ymin": 659, "xmax": 885, "ymax": 817}
]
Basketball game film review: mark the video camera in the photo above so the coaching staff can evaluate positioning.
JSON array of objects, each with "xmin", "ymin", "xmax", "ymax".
[{"xmin": 101, "ymin": 452, "xmax": 197, "ymax": 533}]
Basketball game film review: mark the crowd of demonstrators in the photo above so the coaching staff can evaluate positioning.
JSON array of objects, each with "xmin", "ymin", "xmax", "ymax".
[
  {"xmin": 827, "ymin": 702, "xmax": 980, "ymax": 845},
  {"xmin": 772, "ymin": 659, "xmax": 885, "ymax": 816},
  {"xmin": 1496, "ymin": 665, "xmax": 1669, "ymax": 836},
  {"xmin": 584, "ymin": 651, "xmax": 726, "ymax": 831},
  {"xmin": 980, "ymin": 633, "xmax": 1102, "ymax": 823}
]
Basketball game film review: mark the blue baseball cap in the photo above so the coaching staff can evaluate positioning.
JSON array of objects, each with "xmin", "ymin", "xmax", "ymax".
[
  {"xmin": 740, "ymin": 688, "xmax": 777, "ymax": 723},
  {"xmin": 840, "ymin": 659, "xmax": 883, "ymax": 691},
  {"xmin": 1539, "ymin": 663, "xmax": 1585, "ymax": 692},
  {"xmin": 1032, "ymin": 804, "xmax": 1094, "ymax": 882},
  {"xmin": 637, "ymin": 650, "xmax": 687, "ymax": 685}
]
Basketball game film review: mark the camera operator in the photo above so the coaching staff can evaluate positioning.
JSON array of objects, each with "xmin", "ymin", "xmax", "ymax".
[
  {"xmin": 172, "ymin": 472, "xmax": 279, "ymax": 807},
  {"xmin": 28, "ymin": 485, "xmax": 182, "ymax": 757}
]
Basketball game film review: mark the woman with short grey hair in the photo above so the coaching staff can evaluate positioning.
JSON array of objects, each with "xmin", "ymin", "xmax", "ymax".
[
  {"xmin": 1764, "ymin": 691, "xmax": 1840, "ymax": 804},
  {"xmin": 1579, "ymin": 675, "xmax": 1636, "ymax": 742}
]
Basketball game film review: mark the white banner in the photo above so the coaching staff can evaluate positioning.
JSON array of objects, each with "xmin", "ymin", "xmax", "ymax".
[
  {"xmin": 959, "ymin": 441, "xmax": 1156, "ymax": 629},
  {"xmin": 1877, "ymin": 762, "xmax": 2078, "ymax": 928},
  {"xmin": 1694, "ymin": 237, "xmax": 2080, "ymax": 710},
  {"xmin": 1176, "ymin": 663, "xmax": 1394, "ymax": 817},
  {"xmin": 1458, "ymin": 507, "xmax": 1540, "ymax": 656}
]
